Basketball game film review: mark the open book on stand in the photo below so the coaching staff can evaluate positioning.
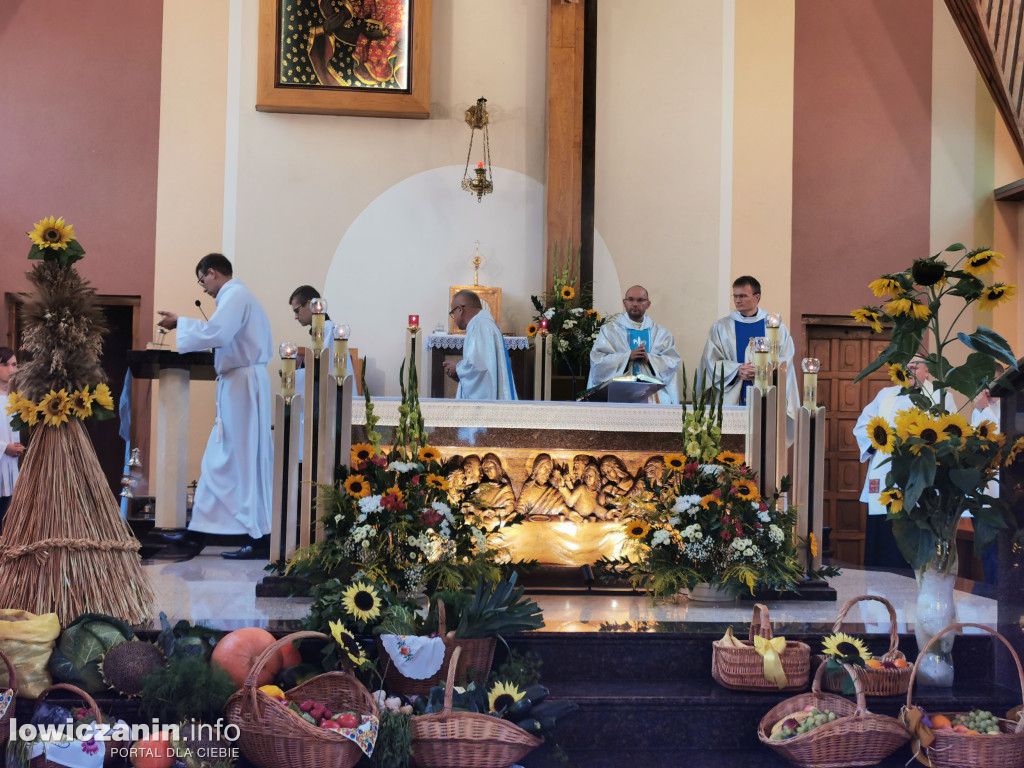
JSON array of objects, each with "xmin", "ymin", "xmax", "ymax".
[{"xmin": 577, "ymin": 374, "xmax": 667, "ymax": 403}]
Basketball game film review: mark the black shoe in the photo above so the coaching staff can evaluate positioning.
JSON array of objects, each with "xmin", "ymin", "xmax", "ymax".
[
  {"xmin": 151, "ymin": 539, "xmax": 205, "ymax": 562},
  {"xmin": 152, "ymin": 530, "xmax": 206, "ymax": 545},
  {"xmin": 221, "ymin": 537, "xmax": 270, "ymax": 560}
]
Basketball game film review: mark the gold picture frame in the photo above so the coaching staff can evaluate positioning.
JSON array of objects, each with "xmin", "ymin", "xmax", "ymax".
[
  {"xmin": 449, "ymin": 285, "xmax": 502, "ymax": 335},
  {"xmin": 256, "ymin": 0, "xmax": 431, "ymax": 118}
]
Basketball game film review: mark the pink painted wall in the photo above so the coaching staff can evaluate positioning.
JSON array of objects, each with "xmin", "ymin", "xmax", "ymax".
[
  {"xmin": 0, "ymin": 0, "xmax": 162, "ymax": 341},
  {"xmin": 791, "ymin": 0, "xmax": 933, "ymax": 356}
]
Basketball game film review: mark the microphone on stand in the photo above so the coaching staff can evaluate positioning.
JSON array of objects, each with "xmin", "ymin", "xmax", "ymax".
[{"xmin": 195, "ymin": 299, "xmax": 209, "ymax": 321}]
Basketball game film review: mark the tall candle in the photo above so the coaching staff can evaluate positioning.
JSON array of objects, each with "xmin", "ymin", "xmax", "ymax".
[
  {"xmin": 333, "ymin": 324, "xmax": 351, "ymax": 384},
  {"xmin": 801, "ymin": 358, "xmax": 821, "ymax": 410},
  {"xmin": 753, "ymin": 337, "xmax": 771, "ymax": 390},
  {"xmin": 766, "ymin": 313, "xmax": 781, "ymax": 366},
  {"xmin": 279, "ymin": 342, "xmax": 298, "ymax": 403},
  {"xmin": 408, "ymin": 314, "xmax": 420, "ymax": 330},
  {"xmin": 309, "ymin": 298, "xmax": 327, "ymax": 353}
]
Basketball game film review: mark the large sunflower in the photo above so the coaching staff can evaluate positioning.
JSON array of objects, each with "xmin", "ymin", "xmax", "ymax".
[
  {"xmin": 894, "ymin": 408, "xmax": 924, "ymax": 441},
  {"xmin": 878, "ymin": 488, "xmax": 903, "ymax": 514},
  {"xmin": 715, "ymin": 450, "xmax": 745, "ymax": 467},
  {"xmin": 17, "ymin": 400, "xmax": 39, "ymax": 427},
  {"xmin": 977, "ymin": 283, "xmax": 1017, "ymax": 312},
  {"xmin": 488, "ymin": 681, "xmax": 525, "ymax": 714},
  {"xmin": 69, "ymin": 387, "xmax": 95, "ymax": 419},
  {"xmin": 732, "ymin": 479, "xmax": 760, "ymax": 501},
  {"xmin": 663, "ymin": 453, "xmax": 687, "ymax": 472},
  {"xmin": 328, "ymin": 620, "xmax": 370, "ymax": 668},
  {"xmin": 5, "ymin": 391, "xmax": 21, "ymax": 417},
  {"xmin": 342, "ymin": 582, "xmax": 382, "ymax": 622},
  {"xmin": 973, "ymin": 419, "xmax": 998, "ymax": 442},
  {"xmin": 425, "ymin": 473, "xmax": 449, "ymax": 491},
  {"xmin": 866, "ymin": 417, "xmax": 895, "ymax": 454},
  {"xmin": 887, "ymin": 364, "xmax": 910, "ymax": 387},
  {"xmin": 962, "ymin": 249, "xmax": 1002, "ymax": 277},
  {"xmin": 38, "ymin": 389, "xmax": 71, "ymax": 427},
  {"xmin": 344, "ymin": 474, "xmax": 371, "ymax": 498},
  {"xmin": 868, "ymin": 277, "xmax": 904, "ymax": 299},
  {"xmin": 850, "ymin": 307, "xmax": 883, "ymax": 333},
  {"xmin": 526, "ymin": 323, "xmax": 538, "ymax": 338},
  {"xmin": 937, "ymin": 413, "xmax": 972, "ymax": 442},
  {"xmin": 418, "ymin": 445, "xmax": 441, "ymax": 463},
  {"xmin": 886, "ymin": 298, "xmax": 930, "ymax": 321},
  {"xmin": 560, "ymin": 285, "xmax": 575, "ymax": 300},
  {"xmin": 351, "ymin": 443, "xmax": 375, "ymax": 465},
  {"xmin": 624, "ymin": 519, "xmax": 650, "ymax": 539},
  {"xmin": 28, "ymin": 216, "xmax": 76, "ymax": 250},
  {"xmin": 907, "ymin": 418, "xmax": 942, "ymax": 452},
  {"xmin": 92, "ymin": 383, "xmax": 114, "ymax": 411},
  {"xmin": 821, "ymin": 632, "xmax": 872, "ymax": 664}
]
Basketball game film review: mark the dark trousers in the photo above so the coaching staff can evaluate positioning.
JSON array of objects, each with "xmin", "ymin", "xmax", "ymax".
[{"xmin": 863, "ymin": 514, "xmax": 910, "ymax": 570}]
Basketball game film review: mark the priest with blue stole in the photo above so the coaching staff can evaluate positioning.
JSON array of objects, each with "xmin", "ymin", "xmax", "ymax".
[
  {"xmin": 587, "ymin": 285, "xmax": 680, "ymax": 404},
  {"xmin": 442, "ymin": 290, "xmax": 517, "ymax": 400}
]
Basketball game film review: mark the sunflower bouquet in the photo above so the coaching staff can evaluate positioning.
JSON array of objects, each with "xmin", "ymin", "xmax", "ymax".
[
  {"xmin": 851, "ymin": 244, "xmax": 1023, "ymax": 568},
  {"xmin": 7, "ymin": 384, "xmax": 115, "ymax": 429},
  {"xmin": 528, "ymin": 241, "xmax": 607, "ymax": 378},
  {"xmin": 599, "ymin": 452, "xmax": 821, "ymax": 600}
]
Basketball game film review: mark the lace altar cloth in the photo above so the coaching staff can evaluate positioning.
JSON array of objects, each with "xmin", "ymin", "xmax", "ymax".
[{"xmin": 426, "ymin": 333, "xmax": 532, "ymax": 351}]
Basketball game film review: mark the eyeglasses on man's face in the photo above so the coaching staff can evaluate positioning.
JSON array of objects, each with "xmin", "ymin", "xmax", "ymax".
[
  {"xmin": 197, "ymin": 269, "xmax": 211, "ymax": 286},
  {"xmin": 733, "ymin": 293, "xmax": 757, "ymax": 300},
  {"xmin": 449, "ymin": 305, "xmax": 465, "ymax": 317}
]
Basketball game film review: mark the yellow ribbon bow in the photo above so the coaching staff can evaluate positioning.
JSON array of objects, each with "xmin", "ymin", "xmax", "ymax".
[{"xmin": 753, "ymin": 635, "xmax": 789, "ymax": 688}]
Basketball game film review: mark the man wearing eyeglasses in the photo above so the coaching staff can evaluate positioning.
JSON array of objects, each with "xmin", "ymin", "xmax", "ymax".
[
  {"xmin": 698, "ymin": 276, "xmax": 800, "ymax": 441},
  {"xmin": 441, "ymin": 290, "xmax": 517, "ymax": 400},
  {"xmin": 156, "ymin": 253, "xmax": 274, "ymax": 560}
]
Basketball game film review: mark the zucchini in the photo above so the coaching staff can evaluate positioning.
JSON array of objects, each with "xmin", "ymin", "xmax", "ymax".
[
  {"xmin": 515, "ymin": 717, "xmax": 544, "ymax": 735},
  {"xmin": 528, "ymin": 699, "xmax": 578, "ymax": 722},
  {"xmin": 506, "ymin": 684, "xmax": 549, "ymax": 720}
]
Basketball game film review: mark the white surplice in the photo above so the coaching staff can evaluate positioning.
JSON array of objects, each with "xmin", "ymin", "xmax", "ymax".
[
  {"xmin": 587, "ymin": 313, "xmax": 680, "ymax": 404},
  {"xmin": 176, "ymin": 278, "xmax": 274, "ymax": 538},
  {"xmin": 0, "ymin": 393, "xmax": 19, "ymax": 497},
  {"xmin": 456, "ymin": 307, "xmax": 517, "ymax": 400}
]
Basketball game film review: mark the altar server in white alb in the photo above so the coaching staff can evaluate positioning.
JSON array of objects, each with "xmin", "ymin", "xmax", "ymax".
[
  {"xmin": 587, "ymin": 285, "xmax": 680, "ymax": 404},
  {"xmin": 157, "ymin": 253, "xmax": 274, "ymax": 559},
  {"xmin": 698, "ymin": 276, "xmax": 799, "ymax": 438},
  {"xmin": 442, "ymin": 290, "xmax": 517, "ymax": 400}
]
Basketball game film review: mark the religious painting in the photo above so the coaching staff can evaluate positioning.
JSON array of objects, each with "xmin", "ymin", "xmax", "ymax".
[
  {"xmin": 256, "ymin": 0, "xmax": 431, "ymax": 118},
  {"xmin": 448, "ymin": 285, "xmax": 502, "ymax": 335}
]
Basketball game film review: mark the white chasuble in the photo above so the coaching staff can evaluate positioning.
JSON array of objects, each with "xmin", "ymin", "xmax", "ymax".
[
  {"xmin": 177, "ymin": 279, "xmax": 274, "ymax": 538},
  {"xmin": 587, "ymin": 314, "xmax": 680, "ymax": 404},
  {"xmin": 456, "ymin": 307, "xmax": 517, "ymax": 401}
]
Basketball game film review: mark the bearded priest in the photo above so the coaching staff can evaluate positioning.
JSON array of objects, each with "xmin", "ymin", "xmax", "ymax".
[{"xmin": 587, "ymin": 285, "xmax": 680, "ymax": 404}]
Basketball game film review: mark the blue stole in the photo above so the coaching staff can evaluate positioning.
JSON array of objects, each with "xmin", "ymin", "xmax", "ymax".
[
  {"xmin": 734, "ymin": 318, "xmax": 765, "ymax": 404},
  {"xmin": 627, "ymin": 328, "xmax": 651, "ymax": 376}
]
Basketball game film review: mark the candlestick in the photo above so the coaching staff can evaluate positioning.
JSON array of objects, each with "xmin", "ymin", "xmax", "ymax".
[
  {"xmin": 766, "ymin": 313, "xmax": 781, "ymax": 366},
  {"xmin": 539, "ymin": 318, "xmax": 549, "ymax": 336},
  {"xmin": 801, "ymin": 357, "xmax": 821, "ymax": 410},
  {"xmin": 753, "ymin": 337, "xmax": 771, "ymax": 390},
  {"xmin": 309, "ymin": 298, "xmax": 327, "ymax": 353},
  {"xmin": 333, "ymin": 324, "xmax": 351, "ymax": 384},
  {"xmin": 279, "ymin": 342, "xmax": 298, "ymax": 403},
  {"xmin": 408, "ymin": 314, "xmax": 420, "ymax": 331}
]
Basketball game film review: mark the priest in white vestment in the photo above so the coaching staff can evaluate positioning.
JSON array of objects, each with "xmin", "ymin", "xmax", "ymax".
[
  {"xmin": 157, "ymin": 253, "xmax": 274, "ymax": 559},
  {"xmin": 698, "ymin": 276, "xmax": 799, "ymax": 442},
  {"xmin": 442, "ymin": 290, "xmax": 517, "ymax": 400},
  {"xmin": 587, "ymin": 285, "xmax": 680, "ymax": 404}
]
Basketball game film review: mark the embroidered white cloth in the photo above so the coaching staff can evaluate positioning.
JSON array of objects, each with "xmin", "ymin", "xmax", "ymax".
[
  {"xmin": 27, "ymin": 721, "xmax": 116, "ymax": 768},
  {"xmin": 427, "ymin": 334, "xmax": 531, "ymax": 351},
  {"xmin": 380, "ymin": 634, "xmax": 447, "ymax": 679}
]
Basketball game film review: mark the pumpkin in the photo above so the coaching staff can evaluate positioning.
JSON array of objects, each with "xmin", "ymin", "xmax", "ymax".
[
  {"xmin": 211, "ymin": 627, "xmax": 281, "ymax": 688},
  {"xmin": 130, "ymin": 730, "xmax": 175, "ymax": 768},
  {"xmin": 279, "ymin": 640, "xmax": 302, "ymax": 668}
]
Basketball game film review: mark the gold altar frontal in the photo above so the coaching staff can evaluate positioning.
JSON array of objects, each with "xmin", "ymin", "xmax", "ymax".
[{"xmin": 353, "ymin": 399, "xmax": 747, "ymax": 566}]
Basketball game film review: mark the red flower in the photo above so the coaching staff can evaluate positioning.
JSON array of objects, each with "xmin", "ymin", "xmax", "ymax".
[
  {"xmin": 712, "ymin": 488, "xmax": 722, "ymax": 498},
  {"xmin": 683, "ymin": 462, "xmax": 699, "ymax": 477},
  {"xmin": 420, "ymin": 509, "xmax": 442, "ymax": 527},
  {"xmin": 381, "ymin": 491, "xmax": 406, "ymax": 512},
  {"xmin": 410, "ymin": 475, "xmax": 421, "ymax": 485},
  {"xmin": 759, "ymin": 501, "xmax": 768, "ymax": 512},
  {"xmin": 369, "ymin": 454, "xmax": 387, "ymax": 468}
]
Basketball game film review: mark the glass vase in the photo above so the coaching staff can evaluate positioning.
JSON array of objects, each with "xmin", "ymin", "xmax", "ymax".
[{"xmin": 914, "ymin": 532, "xmax": 959, "ymax": 686}]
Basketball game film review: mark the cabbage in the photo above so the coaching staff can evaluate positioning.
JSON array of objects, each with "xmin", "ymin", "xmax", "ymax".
[{"xmin": 48, "ymin": 613, "xmax": 135, "ymax": 693}]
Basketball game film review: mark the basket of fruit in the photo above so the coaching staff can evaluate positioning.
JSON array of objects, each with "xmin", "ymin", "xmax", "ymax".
[
  {"xmin": 712, "ymin": 603, "xmax": 811, "ymax": 692},
  {"xmin": 818, "ymin": 595, "xmax": 911, "ymax": 696},
  {"xmin": 758, "ymin": 661, "xmax": 910, "ymax": 767},
  {"xmin": 223, "ymin": 631, "xmax": 379, "ymax": 768},
  {"xmin": 900, "ymin": 622, "xmax": 1024, "ymax": 768},
  {"xmin": 410, "ymin": 645, "xmax": 544, "ymax": 768}
]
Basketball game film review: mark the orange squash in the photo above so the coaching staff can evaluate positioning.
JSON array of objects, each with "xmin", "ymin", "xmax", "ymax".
[
  {"xmin": 130, "ymin": 731, "xmax": 175, "ymax": 768},
  {"xmin": 279, "ymin": 640, "xmax": 302, "ymax": 668},
  {"xmin": 211, "ymin": 627, "xmax": 282, "ymax": 688}
]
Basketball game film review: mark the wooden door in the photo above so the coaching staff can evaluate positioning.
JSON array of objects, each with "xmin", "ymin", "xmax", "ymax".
[{"xmin": 805, "ymin": 318, "xmax": 891, "ymax": 565}]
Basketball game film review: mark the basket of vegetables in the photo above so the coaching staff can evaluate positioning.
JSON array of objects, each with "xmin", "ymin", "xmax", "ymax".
[
  {"xmin": 758, "ymin": 661, "xmax": 909, "ymax": 767},
  {"xmin": 818, "ymin": 595, "xmax": 912, "ymax": 697},
  {"xmin": 223, "ymin": 631, "xmax": 379, "ymax": 768},
  {"xmin": 410, "ymin": 645, "xmax": 545, "ymax": 768},
  {"xmin": 900, "ymin": 623, "xmax": 1024, "ymax": 768}
]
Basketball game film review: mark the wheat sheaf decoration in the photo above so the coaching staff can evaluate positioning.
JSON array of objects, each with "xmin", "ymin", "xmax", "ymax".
[{"xmin": 0, "ymin": 217, "xmax": 154, "ymax": 626}]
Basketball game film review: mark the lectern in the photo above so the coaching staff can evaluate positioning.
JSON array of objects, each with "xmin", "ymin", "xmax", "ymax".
[{"xmin": 127, "ymin": 349, "xmax": 216, "ymax": 529}]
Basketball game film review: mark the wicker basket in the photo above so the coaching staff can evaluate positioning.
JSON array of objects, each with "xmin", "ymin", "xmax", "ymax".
[
  {"xmin": 27, "ymin": 683, "xmax": 103, "ymax": 768},
  {"xmin": 758, "ymin": 661, "xmax": 910, "ymax": 767},
  {"xmin": 901, "ymin": 622, "xmax": 1024, "ymax": 768},
  {"xmin": 410, "ymin": 646, "xmax": 543, "ymax": 768},
  {"xmin": 0, "ymin": 647, "xmax": 17, "ymax": 742},
  {"xmin": 817, "ymin": 595, "xmax": 912, "ymax": 697},
  {"xmin": 224, "ymin": 630, "xmax": 379, "ymax": 768},
  {"xmin": 712, "ymin": 603, "xmax": 811, "ymax": 692},
  {"xmin": 377, "ymin": 600, "xmax": 497, "ymax": 698}
]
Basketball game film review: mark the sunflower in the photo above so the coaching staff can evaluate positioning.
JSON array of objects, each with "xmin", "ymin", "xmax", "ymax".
[
  {"xmin": 894, "ymin": 408, "xmax": 924, "ymax": 441},
  {"xmin": 418, "ymin": 445, "xmax": 441, "ymax": 463},
  {"xmin": 69, "ymin": 387, "xmax": 94, "ymax": 419},
  {"xmin": 344, "ymin": 474, "xmax": 371, "ymax": 498},
  {"xmin": 487, "ymin": 681, "xmax": 525, "ymax": 714},
  {"xmin": 809, "ymin": 532, "xmax": 819, "ymax": 558},
  {"xmin": 38, "ymin": 389, "xmax": 71, "ymax": 427},
  {"xmin": 850, "ymin": 307, "xmax": 883, "ymax": 333},
  {"xmin": 663, "ymin": 453, "xmax": 687, "ymax": 472},
  {"xmin": 866, "ymin": 417, "xmax": 895, "ymax": 454},
  {"xmin": 962, "ymin": 249, "xmax": 1002, "ymax": 277},
  {"xmin": 1006, "ymin": 436, "xmax": 1024, "ymax": 467},
  {"xmin": 351, "ymin": 443, "xmax": 375, "ymax": 465},
  {"xmin": 92, "ymin": 383, "xmax": 114, "ymax": 410},
  {"xmin": 4, "ymin": 391, "xmax": 21, "ymax": 417},
  {"xmin": 907, "ymin": 418, "xmax": 942, "ymax": 453},
  {"xmin": 386, "ymin": 484, "xmax": 405, "ymax": 500},
  {"xmin": 328, "ymin": 620, "xmax": 370, "ymax": 667},
  {"xmin": 624, "ymin": 519, "xmax": 650, "ymax": 539},
  {"xmin": 526, "ymin": 323, "xmax": 538, "ymax": 338},
  {"xmin": 878, "ymin": 488, "xmax": 904, "ymax": 514},
  {"xmin": 976, "ymin": 283, "xmax": 1017, "ymax": 312},
  {"xmin": 560, "ymin": 285, "xmax": 575, "ymax": 300},
  {"xmin": 341, "ymin": 582, "xmax": 383, "ymax": 622},
  {"xmin": 699, "ymin": 494, "xmax": 719, "ymax": 510},
  {"xmin": 821, "ymin": 632, "xmax": 872, "ymax": 664},
  {"xmin": 868, "ymin": 276, "xmax": 904, "ymax": 299},
  {"xmin": 732, "ymin": 479, "xmax": 760, "ymax": 501},
  {"xmin": 973, "ymin": 419, "xmax": 998, "ymax": 442},
  {"xmin": 425, "ymin": 473, "xmax": 449, "ymax": 491},
  {"xmin": 16, "ymin": 400, "xmax": 39, "ymax": 427},
  {"xmin": 887, "ymin": 364, "xmax": 910, "ymax": 387},
  {"xmin": 715, "ymin": 450, "xmax": 745, "ymax": 467},
  {"xmin": 28, "ymin": 216, "xmax": 76, "ymax": 250},
  {"xmin": 937, "ymin": 413, "xmax": 972, "ymax": 441},
  {"xmin": 886, "ymin": 297, "xmax": 931, "ymax": 321}
]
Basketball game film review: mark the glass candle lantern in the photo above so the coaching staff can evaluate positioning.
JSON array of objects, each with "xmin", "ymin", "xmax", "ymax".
[
  {"xmin": 309, "ymin": 298, "xmax": 327, "ymax": 353},
  {"xmin": 539, "ymin": 318, "xmax": 549, "ymax": 336},
  {"xmin": 765, "ymin": 313, "xmax": 782, "ymax": 366},
  {"xmin": 333, "ymin": 324, "xmax": 351, "ymax": 384},
  {"xmin": 801, "ymin": 357, "xmax": 821, "ymax": 410},
  {"xmin": 408, "ymin": 314, "xmax": 420, "ymax": 332},
  {"xmin": 753, "ymin": 337, "xmax": 771, "ymax": 390},
  {"xmin": 279, "ymin": 341, "xmax": 298, "ymax": 403}
]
